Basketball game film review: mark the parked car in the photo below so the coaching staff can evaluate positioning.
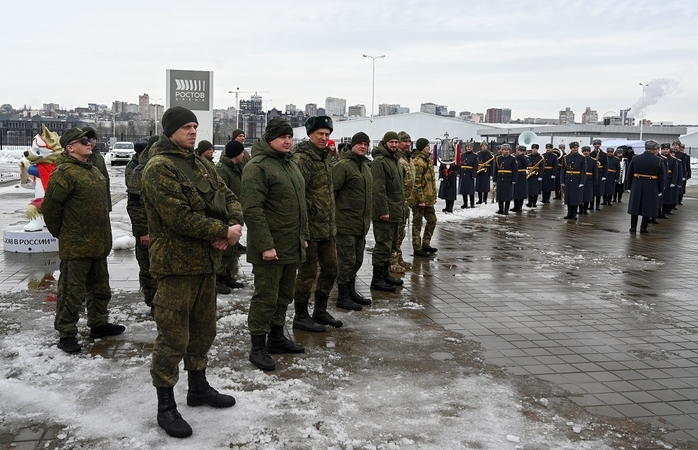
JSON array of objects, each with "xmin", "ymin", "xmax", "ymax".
[{"xmin": 110, "ymin": 142, "xmax": 135, "ymax": 166}]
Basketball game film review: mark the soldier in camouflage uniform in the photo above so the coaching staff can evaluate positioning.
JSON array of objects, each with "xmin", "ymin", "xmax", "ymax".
[
  {"xmin": 142, "ymin": 106, "xmax": 243, "ymax": 438},
  {"xmin": 333, "ymin": 132, "xmax": 373, "ymax": 311},
  {"xmin": 291, "ymin": 116, "xmax": 341, "ymax": 332},
  {"xmin": 370, "ymin": 131, "xmax": 405, "ymax": 292},
  {"xmin": 214, "ymin": 140, "xmax": 247, "ymax": 294},
  {"xmin": 390, "ymin": 131, "xmax": 415, "ymax": 273},
  {"xmin": 241, "ymin": 118, "xmax": 308, "ymax": 371},
  {"xmin": 126, "ymin": 136, "xmax": 158, "ymax": 313},
  {"xmin": 232, "ymin": 129, "xmax": 251, "ymax": 169},
  {"xmin": 411, "ymin": 138, "xmax": 438, "ymax": 257},
  {"xmin": 42, "ymin": 127, "xmax": 125, "ymax": 355},
  {"xmin": 83, "ymin": 126, "xmax": 111, "ymax": 211}
]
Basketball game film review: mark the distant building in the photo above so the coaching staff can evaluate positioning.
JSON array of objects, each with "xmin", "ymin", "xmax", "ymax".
[
  {"xmin": 420, "ymin": 102, "xmax": 437, "ymax": 115},
  {"xmin": 325, "ymin": 97, "xmax": 346, "ymax": 117},
  {"xmin": 559, "ymin": 107, "xmax": 575, "ymax": 125},
  {"xmin": 285, "ymin": 104, "xmax": 298, "ymax": 115},
  {"xmin": 581, "ymin": 107, "xmax": 598, "ymax": 125},
  {"xmin": 379, "ymin": 103, "xmax": 399, "ymax": 116},
  {"xmin": 485, "ymin": 108, "xmax": 503, "ymax": 123},
  {"xmin": 348, "ymin": 104, "xmax": 366, "ymax": 118},
  {"xmin": 397, "ymin": 106, "xmax": 410, "ymax": 114},
  {"xmin": 305, "ymin": 103, "xmax": 317, "ymax": 117},
  {"xmin": 502, "ymin": 108, "xmax": 511, "ymax": 123},
  {"xmin": 317, "ymin": 107, "xmax": 326, "ymax": 116},
  {"xmin": 435, "ymin": 105, "xmax": 449, "ymax": 116},
  {"xmin": 471, "ymin": 113, "xmax": 483, "ymax": 123},
  {"xmin": 240, "ymin": 94, "xmax": 262, "ymax": 114},
  {"xmin": 139, "ymin": 93, "xmax": 150, "ymax": 120}
]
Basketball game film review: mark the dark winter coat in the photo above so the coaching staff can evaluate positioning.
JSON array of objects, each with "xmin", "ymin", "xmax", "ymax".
[
  {"xmin": 438, "ymin": 163, "xmax": 459, "ymax": 201},
  {"xmin": 475, "ymin": 150, "xmax": 494, "ymax": 193},
  {"xmin": 582, "ymin": 156, "xmax": 597, "ymax": 203},
  {"xmin": 526, "ymin": 153, "xmax": 544, "ymax": 196},
  {"xmin": 371, "ymin": 142, "xmax": 404, "ymax": 223},
  {"xmin": 541, "ymin": 151, "xmax": 558, "ymax": 193},
  {"xmin": 626, "ymin": 150, "xmax": 665, "ymax": 216},
  {"xmin": 493, "ymin": 154, "xmax": 516, "ymax": 202},
  {"xmin": 333, "ymin": 150, "xmax": 373, "ymax": 237},
  {"xmin": 513, "ymin": 153, "xmax": 529, "ymax": 200},
  {"xmin": 560, "ymin": 153, "xmax": 587, "ymax": 206},
  {"xmin": 458, "ymin": 151, "xmax": 478, "ymax": 195}
]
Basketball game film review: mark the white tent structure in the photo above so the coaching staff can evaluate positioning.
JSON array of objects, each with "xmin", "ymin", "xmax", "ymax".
[{"xmin": 599, "ymin": 139, "xmax": 645, "ymax": 152}]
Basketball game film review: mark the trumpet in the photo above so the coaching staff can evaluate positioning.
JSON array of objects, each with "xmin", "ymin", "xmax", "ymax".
[
  {"xmin": 477, "ymin": 155, "xmax": 495, "ymax": 174},
  {"xmin": 526, "ymin": 158, "xmax": 544, "ymax": 179}
]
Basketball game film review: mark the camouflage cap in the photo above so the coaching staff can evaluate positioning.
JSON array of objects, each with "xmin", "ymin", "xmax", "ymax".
[
  {"xmin": 592, "ymin": 139, "xmax": 602, "ymax": 145},
  {"xmin": 305, "ymin": 116, "xmax": 333, "ymax": 135},
  {"xmin": 645, "ymin": 140, "xmax": 659, "ymax": 150},
  {"xmin": 397, "ymin": 131, "xmax": 412, "ymax": 142},
  {"xmin": 59, "ymin": 127, "xmax": 96, "ymax": 148}
]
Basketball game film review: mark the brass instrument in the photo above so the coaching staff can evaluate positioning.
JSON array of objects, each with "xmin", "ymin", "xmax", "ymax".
[
  {"xmin": 526, "ymin": 157, "xmax": 545, "ymax": 179},
  {"xmin": 477, "ymin": 155, "xmax": 495, "ymax": 174}
]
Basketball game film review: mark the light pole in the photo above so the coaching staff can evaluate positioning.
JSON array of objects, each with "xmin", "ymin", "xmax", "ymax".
[
  {"xmin": 639, "ymin": 83, "xmax": 648, "ymax": 140},
  {"xmin": 363, "ymin": 54, "xmax": 385, "ymax": 120},
  {"xmin": 229, "ymin": 87, "xmax": 241, "ymax": 130}
]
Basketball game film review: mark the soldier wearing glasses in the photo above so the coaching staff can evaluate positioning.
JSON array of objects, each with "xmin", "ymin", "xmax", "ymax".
[{"xmin": 43, "ymin": 128, "xmax": 125, "ymax": 355}]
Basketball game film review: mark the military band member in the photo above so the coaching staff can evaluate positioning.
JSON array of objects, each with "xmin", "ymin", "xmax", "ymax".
[
  {"xmin": 627, "ymin": 140, "xmax": 665, "ymax": 233},
  {"xmin": 560, "ymin": 142, "xmax": 586, "ymax": 220},
  {"xmin": 554, "ymin": 143, "xmax": 566, "ymax": 199},
  {"xmin": 458, "ymin": 142, "xmax": 479, "ymax": 208},
  {"xmin": 674, "ymin": 141, "xmax": 691, "ymax": 205},
  {"xmin": 475, "ymin": 142, "xmax": 494, "ymax": 204},
  {"xmin": 590, "ymin": 139, "xmax": 609, "ymax": 209},
  {"xmin": 511, "ymin": 146, "xmax": 529, "ymax": 212},
  {"xmin": 604, "ymin": 147, "xmax": 620, "ymax": 205},
  {"xmin": 659, "ymin": 143, "xmax": 679, "ymax": 219},
  {"xmin": 670, "ymin": 147, "xmax": 683, "ymax": 210},
  {"xmin": 580, "ymin": 146, "xmax": 597, "ymax": 215},
  {"xmin": 526, "ymin": 144, "xmax": 544, "ymax": 207},
  {"xmin": 438, "ymin": 161, "xmax": 459, "ymax": 213},
  {"xmin": 623, "ymin": 146, "xmax": 636, "ymax": 192},
  {"xmin": 613, "ymin": 149, "xmax": 628, "ymax": 203},
  {"xmin": 493, "ymin": 144, "xmax": 516, "ymax": 215},
  {"xmin": 541, "ymin": 143, "xmax": 558, "ymax": 203}
]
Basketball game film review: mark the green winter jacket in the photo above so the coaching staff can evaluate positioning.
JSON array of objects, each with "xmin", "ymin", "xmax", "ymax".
[
  {"xmin": 126, "ymin": 149, "xmax": 150, "ymax": 238},
  {"xmin": 291, "ymin": 140, "xmax": 336, "ymax": 240},
  {"xmin": 333, "ymin": 150, "xmax": 373, "ymax": 236},
  {"xmin": 216, "ymin": 156, "xmax": 243, "ymax": 198},
  {"xmin": 43, "ymin": 152, "xmax": 112, "ymax": 260},
  {"xmin": 89, "ymin": 149, "xmax": 111, "ymax": 211},
  {"xmin": 371, "ymin": 142, "xmax": 405, "ymax": 222},
  {"xmin": 411, "ymin": 151, "xmax": 437, "ymax": 207},
  {"xmin": 241, "ymin": 138, "xmax": 308, "ymax": 265},
  {"xmin": 142, "ymin": 135, "xmax": 243, "ymax": 279}
]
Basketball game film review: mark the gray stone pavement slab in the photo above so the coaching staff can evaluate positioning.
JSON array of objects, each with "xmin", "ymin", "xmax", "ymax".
[{"xmin": 1, "ymin": 174, "xmax": 698, "ymax": 448}]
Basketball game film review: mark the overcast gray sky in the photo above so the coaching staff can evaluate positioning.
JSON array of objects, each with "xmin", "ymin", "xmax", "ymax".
[{"xmin": 3, "ymin": 0, "xmax": 697, "ymax": 124}]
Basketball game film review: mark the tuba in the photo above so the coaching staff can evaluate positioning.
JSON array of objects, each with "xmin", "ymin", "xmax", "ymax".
[
  {"xmin": 517, "ymin": 130, "xmax": 539, "ymax": 150},
  {"xmin": 436, "ymin": 132, "xmax": 459, "ymax": 165}
]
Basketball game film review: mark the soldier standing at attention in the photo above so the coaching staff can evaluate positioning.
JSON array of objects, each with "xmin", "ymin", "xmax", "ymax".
[
  {"xmin": 590, "ymin": 139, "xmax": 609, "ymax": 209},
  {"xmin": 605, "ymin": 147, "xmax": 620, "ymax": 206},
  {"xmin": 511, "ymin": 145, "xmax": 529, "ymax": 212},
  {"xmin": 475, "ymin": 141, "xmax": 494, "ymax": 204},
  {"xmin": 126, "ymin": 136, "xmax": 158, "ymax": 314},
  {"xmin": 332, "ymin": 132, "xmax": 374, "ymax": 310},
  {"xmin": 493, "ymin": 144, "xmax": 516, "ymax": 215},
  {"xmin": 142, "ymin": 106, "xmax": 243, "ymax": 438},
  {"xmin": 560, "ymin": 142, "xmax": 587, "ymax": 220},
  {"xmin": 291, "ymin": 116, "xmax": 341, "ymax": 332},
  {"xmin": 371, "ymin": 131, "xmax": 405, "ymax": 292},
  {"xmin": 458, "ymin": 142, "xmax": 479, "ymax": 209},
  {"xmin": 541, "ymin": 143, "xmax": 558, "ymax": 203},
  {"xmin": 580, "ymin": 146, "xmax": 597, "ymax": 215},
  {"xmin": 390, "ymin": 131, "xmax": 415, "ymax": 273},
  {"xmin": 411, "ymin": 138, "xmax": 438, "ymax": 257},
  {"xmin": 526, "ymin": 144, "xmax": 544, "ymax": 207},
  {"xmin": 214, "ymin": 140, "xmax": 247, "ymax": 293},
  {"xmin": 555, "ymin": 143, "xmax": 567, "ymax": 199},
  {"xmin": 242, "ymin": 118, "xmax": 307, "ymax": 372},
  {"xmin": 438, "ymin": 160, "xmax": 459, "ymax": 213},
  {"xmin": 82, "ymin": 126, "xmax": 111, "ymax": 212},
  {"xmin": 195, "ymin": 140, "xmax": 215, "ymax": 163},
  {"xmin": 43, "ymin": 127, "xmax": 125, "ymax": 354},
  {"xmin": 626, "ymin": 140, "xmax": 665, "ymax": 233},
  {"xmin": 659, "ymin": 143, "xmax": 679, "ymax": 220}
]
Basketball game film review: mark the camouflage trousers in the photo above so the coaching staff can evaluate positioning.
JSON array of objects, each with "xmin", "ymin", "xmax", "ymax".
[
  {"xmin": 248, "ymin": 263, "xmax": 298, "ymax": 335},
  {"xmin": 294, "ymin": 239, "xmax": 338, "ymax": 302},
  {"xmin": 55, "ymin": 258, "xmax": 111, "ymax": 338},
  {"xmin": 217, "ymin": 242, "xmax": 239, "ymax": 278},
  {"xmin": 412, "ymin": 205, "xmax": 437, "ymax": 250},
  {"xmin": 150, "ymin": 274, "xmax": 217, "ymax": 388},
  {"xmin": 396, "ymin": 204, "xmax": 411, "ymax": 256},
  {"xmin": 335, "ymin": 233, "xmax": 366, "ymax": 285},
  {"xmin": 372, "ymin": 221, "xmax": 399, "ymax": 266},
  {"xmin": 135, "ymin": 241, "xmax": 157, "ymax": 307}
]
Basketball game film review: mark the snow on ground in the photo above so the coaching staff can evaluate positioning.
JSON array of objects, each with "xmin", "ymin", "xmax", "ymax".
[{"xmin": 0, "ymin": 288, "xmax": 630, "ymax": 450}]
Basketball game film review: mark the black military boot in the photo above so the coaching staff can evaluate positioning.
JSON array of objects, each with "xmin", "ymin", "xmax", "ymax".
[
  {"xmin": 371, "ymin": 265, "xmax": 395, "ymax": 292},
  {"xmin": 477, "ymin": 192, "xmax": 483, "ymax": 204},
  {"xmin": 156, "ymin": 387, "xmax": 192, "ymax": 438},
  {"xmin": 215, "ymin": 276, "xmax": 231, "ymax": 295},
  {"xmin": 483, "ymin": 193, "xmax": 489, "ymax": 204},
  {"xmin": 312, "ymin": 294, "xmax": 343, "ymax": 328},
  {"xmin": 267, "ymin": 325, "xmax": 304, "ymax": 353},
  {"xmin": 617, "ymin": 192, "xmax": 623, "ymax": 203},
  {"xmin": 383, "ymin": 262, "xmax": 404, "ymax": 286},
  {"xmin": 293, "ymin": 301, "xmax": 326, "ymax": 332},
  {"xmin": 249, "ymin": 335, "xmax": 276, "ymax": 370},
  {"xmin": 187, "ymin": 370, "xmax": 236, "ymax": 408},
  {"xmin": 629, "ymin": 215, "xmax": 638, "ymax": 232},
  {"xmin": 640, "ymin": 217, "xmax": 650, "ymax": 233},
  {"xmin": 469, "ymin": 194, "xmax": 475, "ymax": 208},
  {"xmin": 336, "ymin": 283, "xmax": 362, "ymax": 311},
  {"xmin": 349, "ymin": 278, "xmax": 372, "ymax": 305},
  {"xmin": 504, "ymin": 201, "xmax": 510, "ymax": 215},
  {"xmin": 461, "ymin": 195, "xmax": 468, "ymax": 209},
  {"xmin": 422, "ymin": 242, "xmax": 438, "ymax": 253},
  {"xmin": 563, "ymin": 205, "xmax": 573, "ymax": 220},
  {"xmin": 595, "ymin": 197, "xmax": 601, "ymax": 210},
  {"xmin": 496, "ymin": 201, "xmax": 504, "ymax": 214}
]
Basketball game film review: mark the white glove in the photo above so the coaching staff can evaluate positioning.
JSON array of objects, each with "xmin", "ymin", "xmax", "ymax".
[
  {"xmin": 551, "ymin": 176, "xmax": 555, "ymax": 179},
  {"xmin": 670, "ymin": 184, "xmax": 675, "ymax": 187},
  {"xmin": 659, "ymin": 193, "xmax": 663, "ymax": 196},
  {"xmin": 601, "ymin": 177, "xmax": 606, "ymax": 181},
  {"xmin": 579, "ymin": 184, "xmax": 584, "ymax": 188},
  {"xmin": 537, "ymin": 177, "xmax": 543, "ymax": 181}
]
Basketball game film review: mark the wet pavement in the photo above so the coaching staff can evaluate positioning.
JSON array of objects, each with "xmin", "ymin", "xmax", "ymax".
[{"xmin": 1, "ymin": 173, "xmax": 698, "ymax": 448}]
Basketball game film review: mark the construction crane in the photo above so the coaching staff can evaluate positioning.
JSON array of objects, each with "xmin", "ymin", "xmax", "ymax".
[{"xmin": 228, "ymin": 88, "xmax": 269, "ymax": 129}]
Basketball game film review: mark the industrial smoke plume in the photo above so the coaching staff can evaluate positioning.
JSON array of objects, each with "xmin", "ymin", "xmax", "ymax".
[{"xmin": 628, "ymin": 78, "xmax": 679, "ymax": 118}]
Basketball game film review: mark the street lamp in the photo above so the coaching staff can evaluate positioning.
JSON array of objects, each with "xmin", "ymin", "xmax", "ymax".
[
  {"xmin": 363, "ymin": 54, "xmax": 385, "ymax": 120},
  {"xmin": 229, "ymin": 87, "xmax": 241, "ymax": 129},
  {"xmin": 639, "ymin": 83, "xmax": 648, "ymax": 140}
]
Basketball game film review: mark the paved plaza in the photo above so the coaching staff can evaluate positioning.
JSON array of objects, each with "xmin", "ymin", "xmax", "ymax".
[{"xmin": 1, "ymin": 174, "xmax": 697, "ymax": 449}]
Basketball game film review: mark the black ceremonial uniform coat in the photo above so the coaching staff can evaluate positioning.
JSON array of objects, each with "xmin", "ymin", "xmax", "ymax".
[
  {"xmin": 626, "ymin": 150, "xmax": 665, "ymax": 216},
  {"xmin": 560, "ymin": 153, "xmax": 587, "ymax": 206},
  {"xmin": 493, "ymin": 154, "xmax": 516, "ymax": 202}
]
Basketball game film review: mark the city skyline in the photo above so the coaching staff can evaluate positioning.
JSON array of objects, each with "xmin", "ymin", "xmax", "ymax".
[{"xmin": 2, "ymin": 1, "xmax": 696, "ymax": 124}]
